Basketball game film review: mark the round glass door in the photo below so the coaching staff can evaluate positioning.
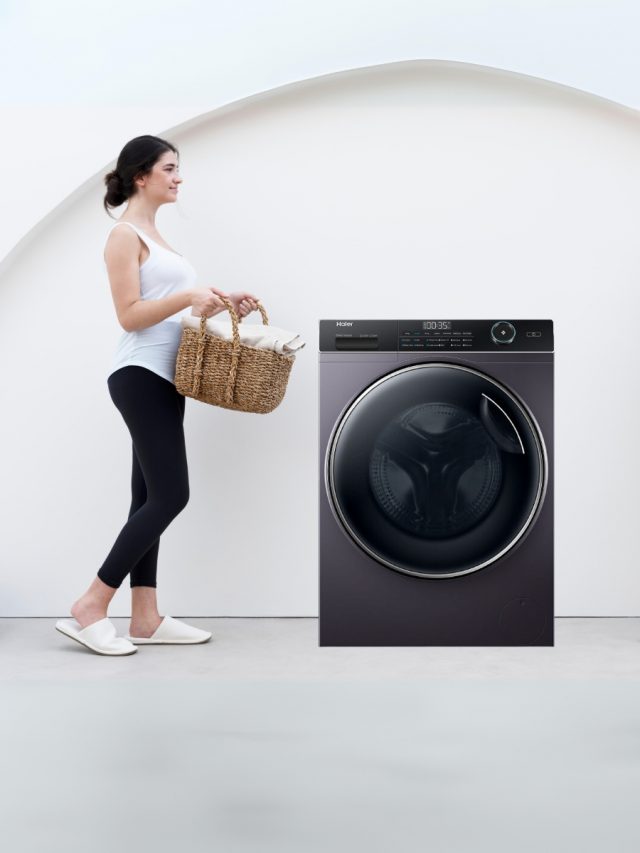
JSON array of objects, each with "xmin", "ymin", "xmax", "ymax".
[{"xmin": 326, "ymin": 363, "xmax": 547, "ymax": 578}]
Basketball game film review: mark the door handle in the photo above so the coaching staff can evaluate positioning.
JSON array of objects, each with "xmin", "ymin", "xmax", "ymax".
[{"xmin": 480, "ymin": 394, "xmax": 525, "ymax": 455}]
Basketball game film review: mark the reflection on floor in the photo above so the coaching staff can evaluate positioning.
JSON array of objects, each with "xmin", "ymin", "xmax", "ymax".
[{"xmin": 3, "ymin": 618, "xmax": 640, "ymax": 852}]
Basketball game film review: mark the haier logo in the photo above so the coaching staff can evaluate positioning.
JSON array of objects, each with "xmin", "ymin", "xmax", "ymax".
[{"xmin": 336, "ymin": 321, "xmax": 353, "ymax": 327}]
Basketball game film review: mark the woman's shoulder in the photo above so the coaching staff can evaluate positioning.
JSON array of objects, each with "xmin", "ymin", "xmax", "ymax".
[
  {"xmin": 105, "ymin": 221, "xmax": 140, "ymax": 244},
  {"xmin": 107, "ymin": 220, "xmax": 142, "ymax": 238},
  {"xmin": 104, "ymin": 221, "xmax": 144, "ymax": 261}
]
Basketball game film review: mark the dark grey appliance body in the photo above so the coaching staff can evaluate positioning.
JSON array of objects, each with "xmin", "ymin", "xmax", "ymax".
[{"xmin": 319, "ymin": 319, "xmax": 554, "ymax": 646}]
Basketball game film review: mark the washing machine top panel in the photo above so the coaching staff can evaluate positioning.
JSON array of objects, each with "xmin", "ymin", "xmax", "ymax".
[
  {"xmin": 320, "ymin": 320, "xmax": 553, "ymax": 353},
  {"xmin": 325, "ymin": 362, "xmax": 547, "ymax": 578}
]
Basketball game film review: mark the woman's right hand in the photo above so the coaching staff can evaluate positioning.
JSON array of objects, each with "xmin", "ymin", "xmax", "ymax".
[{"xmin": 190, "ymin": 287, "xmax": 228, "ymax": 318}]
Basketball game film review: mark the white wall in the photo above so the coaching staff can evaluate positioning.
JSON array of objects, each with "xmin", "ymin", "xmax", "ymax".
[
  {"xmin": 4, "ymin": 0, "xmax": 640, "ymax": 264},
  {"xmin": 2, "ymin": 61, "xmax": 638, "ymax": 616}
]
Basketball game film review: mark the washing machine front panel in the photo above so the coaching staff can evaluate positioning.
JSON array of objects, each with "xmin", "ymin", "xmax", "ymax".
[{"xmin": 327, "ymin": 362, "xmax": 546, "ymax": 578}]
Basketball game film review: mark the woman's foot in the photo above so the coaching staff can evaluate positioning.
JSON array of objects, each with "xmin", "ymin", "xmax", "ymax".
[
  {"xmin": 128, "ymin": 615, "xmax": 164, "ymax": 638},
  {"xmin": 126, "ymin": 616, "xmax": 212, "ymax": 645},
  {"xmin": 70, "ymin": 577, "xmax": 117, "ymax": 629}
]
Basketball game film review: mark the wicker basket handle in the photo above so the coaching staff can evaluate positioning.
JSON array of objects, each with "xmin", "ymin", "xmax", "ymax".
[
  {"xmin": 197, "ymin": 298, "xmax": 269, "ymax": 330},
  {"xmin": 195, "ymin": 296, "xmax": 270, "ymax": 406},
  {"xmin": 237, "ymin": 300, "xmax": 269, "ymax": 326}
]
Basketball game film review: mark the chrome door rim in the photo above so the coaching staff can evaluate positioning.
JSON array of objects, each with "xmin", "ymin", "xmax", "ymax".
[{"xmin": 325, "ymin": 362, "xmax": 548, "ymax": 579}]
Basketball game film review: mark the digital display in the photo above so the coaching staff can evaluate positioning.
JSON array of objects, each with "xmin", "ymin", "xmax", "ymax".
[{"xmin": 422, "ymin": 321, "xmax": 452, "ymax": 331}]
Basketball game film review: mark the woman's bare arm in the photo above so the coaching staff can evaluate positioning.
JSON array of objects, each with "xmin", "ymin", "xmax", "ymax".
[{"xmin": 104, "ymin": 227, "xmax": 193, "ymax": 332}]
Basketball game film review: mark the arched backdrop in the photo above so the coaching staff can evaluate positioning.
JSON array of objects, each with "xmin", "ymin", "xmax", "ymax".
[{"xmin": 2, "ymin": 60, "xmax": 639, "ymax": 616}]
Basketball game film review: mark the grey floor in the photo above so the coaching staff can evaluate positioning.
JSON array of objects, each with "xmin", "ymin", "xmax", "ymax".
[{"xmin": 3, "ymin": 618, "xmax": 640, "ymax": 852}]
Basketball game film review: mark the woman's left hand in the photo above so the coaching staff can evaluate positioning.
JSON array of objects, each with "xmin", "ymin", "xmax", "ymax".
[{"xmin": 226, "ymin": 290, "xmax": 260, "ymax": 318}]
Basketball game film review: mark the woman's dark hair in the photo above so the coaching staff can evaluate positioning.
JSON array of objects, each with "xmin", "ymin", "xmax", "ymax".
[{"xmin": 103, "ymin": 135, "xmax": 179, "ymax": 216}]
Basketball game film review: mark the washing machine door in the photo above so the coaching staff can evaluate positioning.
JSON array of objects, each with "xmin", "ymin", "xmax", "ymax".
[{"xmin": 326, "ymin": 362, "xmax": 547, "ymax": 578}]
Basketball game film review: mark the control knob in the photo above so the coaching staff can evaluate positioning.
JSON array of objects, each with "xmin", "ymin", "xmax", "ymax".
[{"xmin": 491, "ymin": 321, "xmax": 516, "ymax": 345}]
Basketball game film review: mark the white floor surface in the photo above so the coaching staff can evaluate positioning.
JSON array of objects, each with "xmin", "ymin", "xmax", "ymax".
[{"xmin": 2, "ymin": 617, "xmax": 639, "ymax": 852}]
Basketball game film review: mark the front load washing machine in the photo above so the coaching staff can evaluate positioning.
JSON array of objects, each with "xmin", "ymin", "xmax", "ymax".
[{"xmin": 319, "ymin": 319, "xmax": 553, "ymax": 646}]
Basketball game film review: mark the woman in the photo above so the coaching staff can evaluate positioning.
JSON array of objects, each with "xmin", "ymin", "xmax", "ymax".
[{"xmin": 56, "ymin": 135, "xmax": 259, "ymax": 656}]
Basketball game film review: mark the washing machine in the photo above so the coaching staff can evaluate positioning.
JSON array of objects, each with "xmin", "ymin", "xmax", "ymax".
[{"xmin": 319, "ymin": 319, "xmax": 553, "ymax": 646}]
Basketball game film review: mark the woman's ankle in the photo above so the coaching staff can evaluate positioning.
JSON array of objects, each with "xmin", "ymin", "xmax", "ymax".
[
  {"xmin": 70, "ymin": 596, "xmax": 108, "ymax": 628},
  {"xmin": 91, "ymin": 575, "xmax": 118, "ymax": 598},
  {"xmin": 130, "ymin": 586, "xmax": 160, "ymax": 620},
  {"xmin": 70, "ymin": 576, "xmax": 117, "ymax": 626}
]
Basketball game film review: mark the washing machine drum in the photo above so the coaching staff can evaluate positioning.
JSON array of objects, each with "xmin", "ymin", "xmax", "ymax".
[{"xmin": 327, "ymin": 363, "xmax": 546, "ymax": 578}]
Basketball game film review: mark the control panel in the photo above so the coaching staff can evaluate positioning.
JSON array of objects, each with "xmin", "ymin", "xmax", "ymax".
[{"xmin": 319, "ymin": 320, "xmax": 553, "ymax": 352}]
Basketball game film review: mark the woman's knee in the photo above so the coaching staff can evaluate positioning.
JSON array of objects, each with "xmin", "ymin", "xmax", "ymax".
[
  {"xmin": 163, "ymin": 479, "xmax": 190, "ymax": 517},
  {"xmin": 142, "ymin": 480, "xmax": 188, "ymax": 524},
  {"xmin": 174, "ymin": 481, "xmax": 190, "ymax": 513}
]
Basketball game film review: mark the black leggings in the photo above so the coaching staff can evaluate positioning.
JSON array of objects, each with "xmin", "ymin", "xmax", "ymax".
[{"xmin": 97, "ymin": 366, "xmax": 189, "ymax": 589}]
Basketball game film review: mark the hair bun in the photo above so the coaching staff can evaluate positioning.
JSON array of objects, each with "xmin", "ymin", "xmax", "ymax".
[{"xmin": 104, "ymin": 169, "xmax": 126, "ymax": 207}]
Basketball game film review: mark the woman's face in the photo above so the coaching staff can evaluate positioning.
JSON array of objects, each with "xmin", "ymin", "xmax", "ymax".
[{"xmin": 136, "ymin": 150, "xmax": 182, "ymax": 203}]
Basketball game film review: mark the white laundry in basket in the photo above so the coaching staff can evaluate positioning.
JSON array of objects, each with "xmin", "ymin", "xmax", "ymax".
[{"xmin": 180, "ymin": 315, "xmax": 305, "ymax": 355}]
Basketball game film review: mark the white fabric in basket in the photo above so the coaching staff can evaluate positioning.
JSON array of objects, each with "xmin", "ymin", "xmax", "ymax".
[{"xmin": 180, "ymin": 315, "xmax": 305, "ymax": 354}]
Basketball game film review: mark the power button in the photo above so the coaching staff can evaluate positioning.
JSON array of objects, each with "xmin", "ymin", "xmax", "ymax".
[{"xmin": 491, "ymin": 321, "xmax": 516, "ymax": 345}]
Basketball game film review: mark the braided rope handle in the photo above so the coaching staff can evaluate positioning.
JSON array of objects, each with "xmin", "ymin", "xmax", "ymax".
[
  {"xmin": 193, "ymin": 296, "xmax": 269, "ymax": 402},
  {"xmin": 248, "ymin": 301, "xmax": 269, "ymax": 326}
]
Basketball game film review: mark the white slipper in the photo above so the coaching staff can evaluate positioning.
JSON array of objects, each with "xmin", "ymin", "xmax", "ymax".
[
  {"xmin": 125, "ymin": 615, "xmax": 212, "ymax": 645},
  {"xmin": 55, "ymin": 617, "xmax": 138, "ymax": 656}
]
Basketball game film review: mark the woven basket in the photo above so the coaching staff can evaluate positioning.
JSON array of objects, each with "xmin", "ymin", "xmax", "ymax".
[{"xmin": 174, "ymin": 296, "xmax": 295, "ymax": 413}]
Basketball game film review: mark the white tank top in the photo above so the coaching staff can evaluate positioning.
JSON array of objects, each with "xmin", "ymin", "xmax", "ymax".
[{"xmin": 105, "ymin": 221, "xmax": 198, "ymax": 385}]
